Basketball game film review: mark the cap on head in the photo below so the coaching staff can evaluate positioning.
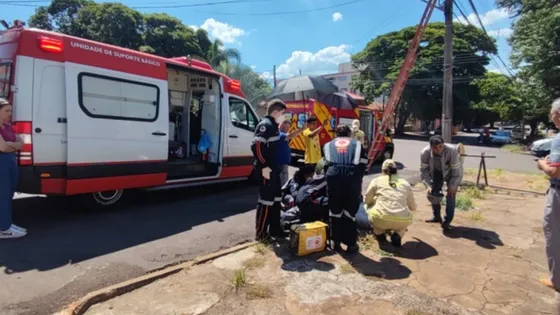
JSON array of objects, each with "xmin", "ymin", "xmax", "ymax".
[{"xmin": 382, "ymin": 159, "xmax": 397, "ymax": 171}]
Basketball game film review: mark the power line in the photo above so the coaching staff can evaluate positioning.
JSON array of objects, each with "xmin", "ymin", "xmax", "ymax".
[
  {"xmin": 131, "ymin": 0, "xmax": 273, "ymax": 9},
  {"xmin": 195, "ymin": 0, "xmax": 366, "ymax": 16},
  {"xmin": 464, "ymin": 0, "xmax": 515, "ymax": 77}
]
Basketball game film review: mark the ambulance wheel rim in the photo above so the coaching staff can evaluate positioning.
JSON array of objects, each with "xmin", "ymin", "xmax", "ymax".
[
  {"xmin": 383, "ymin": 150, "xmax": 392, "ymax": 160},
  {"xmin": 93, "ymin": 190, "xmax": 123, "ymax": 206}
]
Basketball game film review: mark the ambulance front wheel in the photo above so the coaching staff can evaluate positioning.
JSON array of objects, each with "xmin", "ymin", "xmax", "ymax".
[{"xmin": 91, "ymin": 189, "xmax": 125, "ymax": 207}]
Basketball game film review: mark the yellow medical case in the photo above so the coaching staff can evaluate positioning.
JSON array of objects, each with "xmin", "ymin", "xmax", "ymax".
[{"xmin": 289, "ymin": 221, "xmax": 328, "ymax": 256}]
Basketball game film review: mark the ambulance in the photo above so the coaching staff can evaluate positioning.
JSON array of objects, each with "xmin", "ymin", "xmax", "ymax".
[
  {"xmin": 0, "ymin": 22, "xmax": 259, "ymax": 207},
  {"xmin": 284, "ymin": 99, "xmax": 394, "ymax": 164}
]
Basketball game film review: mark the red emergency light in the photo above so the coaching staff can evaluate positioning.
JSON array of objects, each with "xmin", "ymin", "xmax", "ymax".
[
  {"xmin": 38, "ymin": 37, "xmax": 63, "ymax": 53},
  {"xmin": 229, "ymin": 79, "xmax": 241, "ymax": 91}
]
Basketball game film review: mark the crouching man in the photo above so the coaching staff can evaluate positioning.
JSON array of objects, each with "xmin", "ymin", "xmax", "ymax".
[{"xmin": 420, "ymin": 135, "xmax": 463, "ymax": 231}]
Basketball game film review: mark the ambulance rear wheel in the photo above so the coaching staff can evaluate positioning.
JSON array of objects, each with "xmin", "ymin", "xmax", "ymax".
[{"xmin": 91, "ymin": 189, "xmax": 125, "ymax": 207}]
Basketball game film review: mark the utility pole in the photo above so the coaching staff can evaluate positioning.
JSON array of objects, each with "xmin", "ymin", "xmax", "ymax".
[
  {"xmin": 273, "ymin": 65, "xmax": 277, "ymax": 87},
  {"xmin": 442, "ymin": 0, "xmax": 454, "ymax": 143}
]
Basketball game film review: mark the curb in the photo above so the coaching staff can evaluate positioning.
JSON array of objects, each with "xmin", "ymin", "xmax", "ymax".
[{"xmin": 60, "ymin": 241, "xmax": 258, "ymax": 315}]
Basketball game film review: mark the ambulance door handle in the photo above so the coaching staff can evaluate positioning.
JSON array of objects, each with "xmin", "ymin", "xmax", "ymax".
[
  {"xmin": 152, "ymin": 131, "xmax": 167, "ymax": 136},
  {"xmin": 229, "ymin": 135, "xmax": 238, "ymax": 138}
]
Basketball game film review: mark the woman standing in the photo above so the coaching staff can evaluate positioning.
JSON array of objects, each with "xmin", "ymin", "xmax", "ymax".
[{"xmin": 0, "ymin": 98, "xmax": 26, "ymax": 239}]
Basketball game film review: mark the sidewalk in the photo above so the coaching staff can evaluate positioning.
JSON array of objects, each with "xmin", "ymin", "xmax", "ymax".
[{"xmin": 81, "ymin": 171, "xmax": 555, "ymax": 315}]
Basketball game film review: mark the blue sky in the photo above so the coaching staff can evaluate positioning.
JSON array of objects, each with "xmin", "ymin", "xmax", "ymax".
[{"xmin": 2, "ymin": 0, "xmax": 515, "ymax": 80}]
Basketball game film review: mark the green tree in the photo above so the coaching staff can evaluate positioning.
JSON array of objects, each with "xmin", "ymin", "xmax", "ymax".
[
  {"xmin": 215, "ymin": 61, "xmax": 272, "ymax": 107},
  {"xmin": 471, "ymin": 72, "xmax": 522, "ymax": 123},
  {"xmin": 143, "ymin": 13, "xmax": 203, "ymax": 58},
  {"xmin": 496, "ymin": 0, "xmax": 560, "ymax": 133},
  {"xmin": 352, "ymin": 22, "xmax": 496, "ymax": 134}
]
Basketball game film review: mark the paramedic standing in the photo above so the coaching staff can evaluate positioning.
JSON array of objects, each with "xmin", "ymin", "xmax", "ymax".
[
  {"xmin": 537, "ymin": 99, "xmax": 560, "ymax": 308},
  {"xmin": 278, "ymin": 120, "xmax": 304, "ymax": 185},
  {"xmin": 323, "ymin": 124, "xmax": 368, "ymax": 253},
  {"xmin": 420, "ymin": 135, "xmax": 462, "ymax": 231},
  {"xmin": 251, "ymin": 99, "xmax": 287, "ymax": 242},
  {"xmin": 0, "ymin": 98, "xmax": 26, "ymax": 239},
  {"xmin": 351, "ymin": 119, "xmax": 366, "ymax": 148},
  {"xmin": 303, "ymin": 115, "xmax": 328, "ymax": 170}
]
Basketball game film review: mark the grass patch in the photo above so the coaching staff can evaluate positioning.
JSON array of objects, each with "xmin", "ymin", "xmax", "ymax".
[
  {"xmin": 456, "ymin": 194, "xmax": 474, "ymax": 211},
  {"xmin": 254, "ymin": 242, "xmax": 271, "ymax": 255},
  {"xmin": 442, "ymin": 194, "xmax": 474, "ymax": 211},
  {"xmin": 246, "ymin": 283, "xmax": 273, "ymax": 300},
  {"xmin": 462, "ymin": 186, "xmax": 486, "ymax": 199},
  {"xmin": 464, "ymin": 168, "xmax": 477, "ymax": 176},
  {"xmin": 533, "ymin": 226, "xmax": 544, "ymax": 233},
  {"xmin": 490, "ymin": 168, "xmax": 504, "ymax": 177},
  {"xmin": 339, "ymin": 263, "xmax": 355, "ymax": 274},
  {"xmin": 231, "ymin": 269, "xmax": 247, "ymax": 291},
  {"xmin": 406, "ymin": 310, "xmax": 434, "ymax": 315},
  {"xmin": 358, "ymin": 234, "xmax": 377, "ymax": 251},
  {"xmin": 243, "ymin": 256, "xmax": 266, "ymax": 270},
  {"xmin": 375, "ymin": 248, "xmax": 395, "ymax": 257},
  {"xmin": 470, "ymin": 211, "xmax": 484, "ymax": 221},
  {"xmin": 502, "ymin": 144, "xmax": 526, "ymax": 154}
]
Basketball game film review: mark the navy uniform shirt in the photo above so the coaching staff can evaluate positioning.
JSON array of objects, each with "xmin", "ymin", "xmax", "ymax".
[{"xmin": 251, "ymin": 115, "xmax": 280, "ymax": 169}]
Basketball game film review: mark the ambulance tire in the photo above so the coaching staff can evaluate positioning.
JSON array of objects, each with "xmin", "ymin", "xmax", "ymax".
[{"xmin": 83, "ymin": 189, "xmax": 128, "ymax": 210}]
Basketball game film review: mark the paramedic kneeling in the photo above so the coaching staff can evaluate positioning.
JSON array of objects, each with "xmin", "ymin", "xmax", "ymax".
[
  {"xmin": 295, "ymin": 174, "xmax": 329, "ymax": 223},
  {"xmin": 364, "ymin": 159, "xmax": 417, "ymax": 247},
  {"xmin": 251, "ymin": 99, "xmax": 287, "ymax": 242},
  {"xmin": 323, "ymin": 125, "xmax": 368, "ymax": 253}
]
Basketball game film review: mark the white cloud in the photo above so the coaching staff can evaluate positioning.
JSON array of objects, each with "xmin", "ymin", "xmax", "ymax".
[
  {"xmin": 332, "ymin": 12, "xmax": 343, "ymax": 22},
  {"xmin": 275, "ymin": 45, "xmax": 351, "ymax": 78},
  {"xmin": 454, "ymin": 8, "xmax": 509, "ymax": 27},
  {"xmin": 259, "ymin": 72, "xmax": 272, "ymax": 80},
  {"xmin": 191, "ymin": 18, "xmax": 246, "ymax": 44},
  {"xmin": 250, "ymin": 65, "xmax": 257, "ymax": 70},
  {"xmin": 487, "ymin": 67, "xmax": 507, "ymax": 75},
  {"xmin": 488, "ymin": 28, "xmax": 513, "ymax": 38}
]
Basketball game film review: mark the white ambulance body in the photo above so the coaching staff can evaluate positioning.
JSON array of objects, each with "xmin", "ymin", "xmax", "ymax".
[{"xmin": 0, "ymin": 24, "xmax": 259, "ymax": 206}]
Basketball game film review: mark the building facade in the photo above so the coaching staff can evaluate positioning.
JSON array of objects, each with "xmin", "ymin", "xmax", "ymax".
[{"xmin": 321, "ymin": 62, "xmax": 385, "ymax": 104}]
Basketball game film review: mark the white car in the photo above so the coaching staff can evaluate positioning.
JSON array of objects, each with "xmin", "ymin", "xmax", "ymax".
[{"xmin": 531, "ymin": 138, "xmax": 553, "ymax": 157}]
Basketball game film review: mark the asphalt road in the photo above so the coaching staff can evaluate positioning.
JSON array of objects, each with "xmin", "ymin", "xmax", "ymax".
[{"xmin": 0, "ymin": 136, "xmax": 536, "ymax": 315}]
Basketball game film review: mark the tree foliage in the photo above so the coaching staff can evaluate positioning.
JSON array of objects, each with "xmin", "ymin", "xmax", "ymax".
[
  {"xmin": 351, "ymin": 22, "xmax": 497, "ymax": 132},
  {"xmin": 27, "ymin": 0, "xmax": 270, "ymax": 107},
  {"xmin": 471, "ymin": 72, "xmax": 522, "ymax": 122},
  {"xmin": 496, "ymin": 0, "xmax": 560, "ymax": 130}
]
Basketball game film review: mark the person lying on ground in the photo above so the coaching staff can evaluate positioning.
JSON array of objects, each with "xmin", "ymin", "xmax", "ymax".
[
  {"xmin": 281, "ymin": 167, "xmax": 316, "ymax": 210},
  {"xmin": 363, "ymin": 159, "xmax": 417, "ymax": 247}
]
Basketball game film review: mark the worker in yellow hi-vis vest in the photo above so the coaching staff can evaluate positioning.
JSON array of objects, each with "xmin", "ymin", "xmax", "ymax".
[{"xmin": 363, "ymin": 159, "xmax": 417, "ymax": 247}]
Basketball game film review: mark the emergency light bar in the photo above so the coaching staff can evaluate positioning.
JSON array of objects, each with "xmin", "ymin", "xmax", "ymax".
[{"xmin": 38, "ymin": 37, "xmax": 63, "ymax": 53}]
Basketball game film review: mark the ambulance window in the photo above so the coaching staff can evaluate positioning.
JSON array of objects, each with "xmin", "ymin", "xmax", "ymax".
[
  {"xmin": 229, "ymin": 97, "xmax": 257, "ymax": 132},
  {"xmin": 0, "ymin": 63, "xmax": 11, "ymax": 99},
  {"xmin": 78, "ymin": 73, "xmax": 159, "ymax": 122}
]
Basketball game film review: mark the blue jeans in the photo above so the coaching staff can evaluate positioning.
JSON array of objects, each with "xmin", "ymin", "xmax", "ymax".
[
  {"xmin": 0, "ymin": 153, "xmax": 18, "ymax": 231},
  {"xmin": 432, "ymin": 194, "xmax": 456, "ymax": 223}
]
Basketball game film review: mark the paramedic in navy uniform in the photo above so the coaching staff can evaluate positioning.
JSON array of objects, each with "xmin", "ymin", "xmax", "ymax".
[
  {"xmin": 322, "ymin": 124, "xmax": 368, "ymax": 253},
  {"xmin": 251, "ymin": 99, "xmax": 287, "ymax": 242}
]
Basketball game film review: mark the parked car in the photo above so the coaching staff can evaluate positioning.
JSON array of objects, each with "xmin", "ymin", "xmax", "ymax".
[
  {"xmin": 490, "ymin": 130, "xmax": 513, "ymax": 145},
  {"xmin": 531, "ymin": 138, "xmax": 553, "ymax": 157}
]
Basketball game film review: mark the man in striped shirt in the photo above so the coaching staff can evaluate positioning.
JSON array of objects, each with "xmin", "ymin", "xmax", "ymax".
[{"xmin": 420, "ymin": 135, "xmax": 463, "ymax": 231}]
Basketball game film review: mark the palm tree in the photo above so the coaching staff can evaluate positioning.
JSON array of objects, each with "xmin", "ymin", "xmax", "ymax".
[
  {"xmin": 217, "ymin": 61, "xmax": 272, "ymax": 107},
  {"xmin": 206, "ymin": 39, "xmax": 241, "ymax": 67}
]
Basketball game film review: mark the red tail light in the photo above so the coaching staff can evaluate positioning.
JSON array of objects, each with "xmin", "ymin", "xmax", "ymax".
[
  {"xmin": 38, "ymin": 37, "xmax": 63, "ymax": 53},
  {"xmin": 12, "ymin": 121, "xmax": 32, "ymax": 165}
]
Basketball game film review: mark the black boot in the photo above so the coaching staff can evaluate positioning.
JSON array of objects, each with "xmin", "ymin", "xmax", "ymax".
[
  {"xmin": 391, "ymin": 233, "xmax": 402, "ymax": 247},
  {"xmin": 426, "ymin": 204, "xmax": 442, "ymax": 223},
  {"xmin": 332, "ymin": 241, "xmax": 343, "ymax": 252},
  {"xmin": 375, "ymin": 233, "xmax": 388, "ymax": 244},
  {"xmin": 441, "ymin": 220, "xmax": 452, "ymax": 232}
]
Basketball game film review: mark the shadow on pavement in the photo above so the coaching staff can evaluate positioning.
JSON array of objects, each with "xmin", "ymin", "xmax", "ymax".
[
  {"xmin": 389, "ymin": 237, "xmax": 439, "ymax": 260},
  {"xmin": 443, "ymin": 226, "xmax": 504, "ymax": 249},
  {"xmin": 341, "ymin": 251, "xmax": 411, "ymax": 280},
  {"xmin": 273, "ymin": 242, "xmax": 336, "ymax": 273},
  {"xmin": 0, "ymin": 183, "xmax": 258, "ymax": 274}
]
